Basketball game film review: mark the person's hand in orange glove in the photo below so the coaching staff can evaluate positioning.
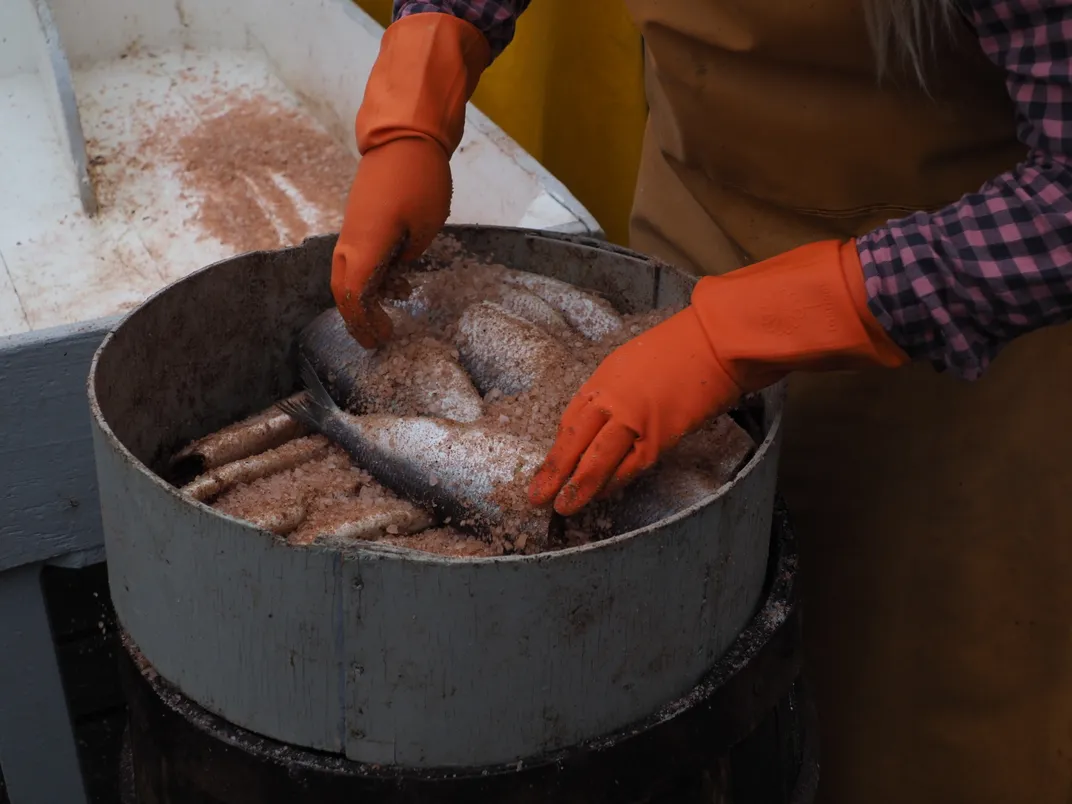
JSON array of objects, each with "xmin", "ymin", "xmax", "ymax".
[
  {"xmin": 331, "ymin": 13, "xmax": 491, "ymax": 349},
  {"xmin": 528, "ymin": 240, "xmax": 910, "ymax": 516}
]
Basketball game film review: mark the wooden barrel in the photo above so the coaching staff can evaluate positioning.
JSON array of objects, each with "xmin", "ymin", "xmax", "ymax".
[
  {"xmin": 88, "ymin": 226, "xmax": 786, "ymax": 769},
  {"xmin": 118, "ymin": 501, "xmax": 814, "ymax": 804}
]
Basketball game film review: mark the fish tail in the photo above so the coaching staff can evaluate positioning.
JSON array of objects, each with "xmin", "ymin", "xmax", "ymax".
[{"xmin": 275, "ymin": 357, "xmax": 339, "ymax": 431}]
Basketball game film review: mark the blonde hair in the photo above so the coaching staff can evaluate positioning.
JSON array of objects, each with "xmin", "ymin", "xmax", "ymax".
[{"xmin": 862, "ymin": 0, "xmax": 957, "ymax": 87}]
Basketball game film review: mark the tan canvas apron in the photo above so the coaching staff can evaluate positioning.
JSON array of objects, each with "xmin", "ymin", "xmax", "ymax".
[{"xmin": 621, "ymin": 1, "xmax": 1072, "ymax": 802}]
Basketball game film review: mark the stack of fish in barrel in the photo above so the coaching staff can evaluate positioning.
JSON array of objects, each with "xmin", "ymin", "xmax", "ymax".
[{"xmin": 167, "ymin": 245, "xmax": 757, "ymax": 556}]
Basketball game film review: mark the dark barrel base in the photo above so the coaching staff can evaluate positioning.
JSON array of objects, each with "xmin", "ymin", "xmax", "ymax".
[{"xmin": 120, "ymin": 503, "xmax": 817, "ymax": 804}]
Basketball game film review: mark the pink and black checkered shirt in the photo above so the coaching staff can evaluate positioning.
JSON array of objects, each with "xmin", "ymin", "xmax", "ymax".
[{"xmin": 394, "ymin": 0, "xmax": 1072, "ymax": 380}]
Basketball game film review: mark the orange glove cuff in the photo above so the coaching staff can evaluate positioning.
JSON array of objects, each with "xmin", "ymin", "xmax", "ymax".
[
  {"xmin": 691, "ymin": 239, "xmax": 909, "ymax": 392},
  {"xmin": 356, "ymin": 13, "xmax": 491, "ymax": 157}
]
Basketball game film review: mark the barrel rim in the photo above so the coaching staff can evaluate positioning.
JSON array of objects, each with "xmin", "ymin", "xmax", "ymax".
[{"xmin": 86, "ymin": 225, "xmax": 785, "ymax": 566}]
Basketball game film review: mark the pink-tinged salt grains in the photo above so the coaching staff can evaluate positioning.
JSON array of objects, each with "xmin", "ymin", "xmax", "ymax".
[{"xmin": 176, "ymin": 236, "xmax": 755, "ymax": 557}]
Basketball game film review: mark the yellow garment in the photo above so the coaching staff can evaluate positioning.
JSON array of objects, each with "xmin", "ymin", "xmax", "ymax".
[{"xmin": 353, "ymin": 0, "xmax": 647, "ymax": 245}]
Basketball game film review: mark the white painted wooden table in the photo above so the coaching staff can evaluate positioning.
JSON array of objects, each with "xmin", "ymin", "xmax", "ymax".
[{"xmin": 0, "ymin": 1, "xmax": 599, "ymax": 800}]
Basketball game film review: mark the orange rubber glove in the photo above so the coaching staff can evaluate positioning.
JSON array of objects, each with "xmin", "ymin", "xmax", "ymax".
[
  {"xmin": 528, "ymin": 240, "xmax": 910, "ymax": 516},
  {"xmin": 331, "ymin": 13, "xmax": 491, "ymax": 348}
]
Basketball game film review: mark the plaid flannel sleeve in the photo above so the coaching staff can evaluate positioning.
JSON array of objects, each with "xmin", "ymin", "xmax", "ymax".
[
  {"xmin": 393, "ymin": 1, "xmax": 532, "ymax": 60},
  {"xmin": 857, "ymin": 0, "xmax": 1072, "ymax": 380}
]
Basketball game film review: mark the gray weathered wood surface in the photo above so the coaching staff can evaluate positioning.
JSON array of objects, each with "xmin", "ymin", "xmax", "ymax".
[
  {"xmin": 29, "ymin": 0, "xmax": 97, "ymax": 215},
  {"xmin": 0, "ymin": 319, "xmax": 116, "ymax": 574},
  {"xmin": 0, "ymin": 316, "xmax": 120, "ymax": 804},
  {"xmin": 0, "ymin": 565, "xmax": 89, "ymax": 804},
  {"xmin": 90, "ymin": 228, "xmax": 784, "ymax": 768}
]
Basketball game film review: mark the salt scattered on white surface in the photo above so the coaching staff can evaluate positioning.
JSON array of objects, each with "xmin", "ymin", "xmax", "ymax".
[{"xmin": 0, "ymin": 47, "xmax": 351, "ymax": 334}]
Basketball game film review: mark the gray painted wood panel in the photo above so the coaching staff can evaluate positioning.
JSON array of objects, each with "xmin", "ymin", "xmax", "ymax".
[
  {"xmin": 0, "ymin": 564, "xmax": 89, "ymax": 804},
  {"xmin": 30, "ymin": 0, "xmax": 98, "ymax": 216},
  {"xmin": 94, "ymin": 433, "xmax": 347, "ymax": 751},
  {"xmin": 0, "ymin": 319, "xmax": 116, "ymax": 573},
  {"xmin": 339, "ymin": 447, "xmax": 778, "ymax": 766}
]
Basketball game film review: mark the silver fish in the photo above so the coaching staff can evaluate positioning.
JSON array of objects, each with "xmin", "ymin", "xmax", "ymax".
[
  {"xmin": 277, "ymin": 359, "xmax": 563, "ymax": 550},
  {"xmin": 603, "ymin": 416, "xmax": 756, "ymax": 533},
  {"xmin": 500, "ymin": 269, "xmax": 623, "ymax": 341},
  {"xmin": 384, "ymin": 271, "xmax": 471, "ymax": 330},
  {"xmin": 453, "ymin": 301, "xmax": 577, "ymax": 396},
  {"xmin": 388, "ymin": 272, "xmax": 434, "ymax": 316},
  {"xmin": 389, "ymin": 265, "xmax": 621, "ymax": 342},
  {"xmin": 299, "ymin": 307, "xmax": 483, "ymax": 423},
  {"xmin": 169, "ymin": 393, "xmax": 309, "ymax": 482},
  {"xmin": 247, "ymin": 503, "xmax": 308, "ymax": 536},
  {"xmin": 181, "ymin": 435, "xmax": 332, "ymax": 503},
  {"xmin": 307, "ymin": 501, "xmax": 436, "ymax": 546},
  {"xmin": 494, "ymin": 286, "xmax": 571, "ymax": 334}
]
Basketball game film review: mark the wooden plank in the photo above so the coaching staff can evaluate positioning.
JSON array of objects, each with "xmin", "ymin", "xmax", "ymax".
[
  {"xmin": 29, "ymin": 0, "xmax": 98, "ymax": 215},
  {"xmin": 340, "ymin": 448, "xmax": 779, "ymax": 767},
  {"xmin": 0, "ymin": 318, "xmax": 116, "ymax": 573},
  {"xmin": 96, "ymin": 445, "xmax": 349, "ymax": 754},
  {"xmin": 0, "ymin": 564, "xmax": 89, "ymax": 804},
  {"xmin": 42, "ymin": 564, "xmax": 125, "ymax": 801}
]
